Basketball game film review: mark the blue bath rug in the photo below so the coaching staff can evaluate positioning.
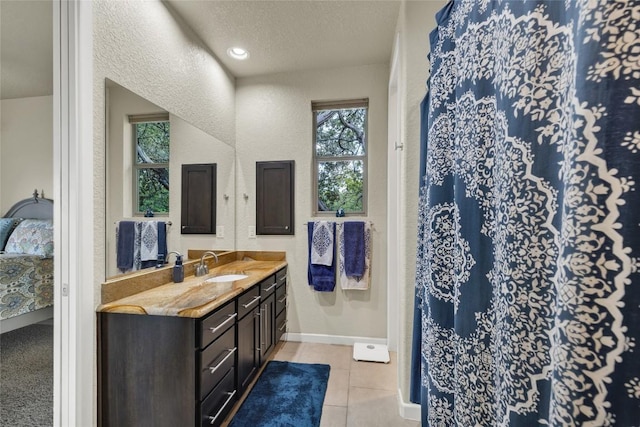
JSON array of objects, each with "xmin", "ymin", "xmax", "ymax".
[{"xmin": 229, "ymin": 361, "xmax": 330, "ymax": 427}]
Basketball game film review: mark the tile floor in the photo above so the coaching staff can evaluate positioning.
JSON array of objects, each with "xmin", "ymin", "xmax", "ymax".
[{"xmin": 222, "ymin": 341, "xmax": 419, "ymax": 427}]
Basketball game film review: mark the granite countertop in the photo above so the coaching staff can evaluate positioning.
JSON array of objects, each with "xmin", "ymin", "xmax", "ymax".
[{"xmin": 97, "ymin": 255, "xmax": 287, "ymax": 318}]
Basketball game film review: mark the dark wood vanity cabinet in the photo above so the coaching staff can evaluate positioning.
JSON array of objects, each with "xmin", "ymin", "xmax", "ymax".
[
  {"xmin": 98, "ymin": 266, "xmax": 288, "ymax": 427},
  {"xmin": 98, "ymin": 313, "xmax": 196, "ymax": 427},
  {"xmin": 99, "ymin": 300, "xmax": 237, "ymax": 427}
]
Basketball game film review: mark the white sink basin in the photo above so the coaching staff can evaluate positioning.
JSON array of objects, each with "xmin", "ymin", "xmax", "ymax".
[{"xmin": 204, "ymin": 274, "xmax": 248, "ymax": 283}]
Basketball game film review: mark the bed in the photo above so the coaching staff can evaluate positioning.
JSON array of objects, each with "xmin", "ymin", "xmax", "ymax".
[{"xmin": 0, "ymin": 191, "xmax": 54, "ymax": 333}]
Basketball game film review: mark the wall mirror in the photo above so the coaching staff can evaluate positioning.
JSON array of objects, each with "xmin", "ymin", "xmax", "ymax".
[{"xmin": 105, "ymin": 79, "xmax": 235, "ymax": 278}]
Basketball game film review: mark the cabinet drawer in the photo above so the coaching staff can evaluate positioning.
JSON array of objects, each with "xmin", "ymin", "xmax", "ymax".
[
  {"xmin": 237, "ymin": 286, "xmax": 260, "ymax": 320},
  {"xmin": 275, "ymin": 282, "xmax": 287, "ymax": 315},
  {"xmin": 199, "ymin": 301, "xmax": 236, "ymax": 349},
  {"xmin": 276, "ymin": 310, "xmax": 287, "ymax": 343},
  {"xmin": 199, "ymin": 325, "xmax": 236, "ymax": 400},
  {"xmin": 260, "ymin": 274, "xmax": 277, "ymax": 297},
  {"xmin": 199, "ymin": 367, "xmax": 236, "ymax": 427},
  {"xmin": 276, "ymin": 267, "xmax": 287, "ymax": 284}
]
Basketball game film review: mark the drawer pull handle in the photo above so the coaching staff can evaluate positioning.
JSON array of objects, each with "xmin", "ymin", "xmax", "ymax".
[
  {"xmin": 242, "ymin": 295, "xmax": 261, "ymax": 309},
  {"xmin": 278, "ymin": 320, "xmax": 288, "ymax": 332},
  {"xmin": 208, "ymin": 347, "xmax": 237, "ymax": 375},
  {"xmin": 263, "ymin": 283, "xmax": 277, "ymax": 293},
  {"xmin": 207, "ymin": 390, "xmax": 237, "ymax": 424},
  {"xmin": 209, "ymin": 313, "xmax": 237, "ymax": 334},
  {"xmin": 277, "ymin": 295, "xmax": 287, "ymax": 304}
]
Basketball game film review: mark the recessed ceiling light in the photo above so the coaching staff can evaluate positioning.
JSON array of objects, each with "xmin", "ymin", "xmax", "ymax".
[{"xmin": 227, "ymin": 47, "xmax": 249, "ymax": 60}]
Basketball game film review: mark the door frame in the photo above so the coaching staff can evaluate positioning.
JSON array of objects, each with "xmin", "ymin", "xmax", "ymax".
[{"xmin": 53, "ymin": 1, "xmax": 94, "ymax": 425}]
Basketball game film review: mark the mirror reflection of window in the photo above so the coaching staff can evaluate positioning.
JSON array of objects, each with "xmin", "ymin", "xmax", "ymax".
[{"xmin": 129, "ymin": 114, "xmax": 170, "ymax": 215}]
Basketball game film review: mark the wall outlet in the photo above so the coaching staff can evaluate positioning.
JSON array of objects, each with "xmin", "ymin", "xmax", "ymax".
[
  {"xmin": 248, "ymin": 225, "xmax": 256, "ymax": 238},
  {"xmin": 216, "ymin": 226, "xmax": 224, "ymax": 238}
]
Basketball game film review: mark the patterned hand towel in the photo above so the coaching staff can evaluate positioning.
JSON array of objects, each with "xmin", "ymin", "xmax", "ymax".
[
  {"xmin": 116, "ymin": 221, "xmax": 135, "ymax": 272},
  {"xmin": 311, "ymin": 221, "xmax": 334, "ymax": 266},
  {"xmin": 307, "ymin": 222, "xmax": 336, "ymax": 292},
  {"xmin": 337, "ymin": 221, "xmax": 372, "ymax": 290},
  {"xmin": 343, "ymin": 221, "xmax": 365, "ymax": 277},
  {"xmin": 140, "ymin": 221, "xmax": 159, "ymax": 261}
]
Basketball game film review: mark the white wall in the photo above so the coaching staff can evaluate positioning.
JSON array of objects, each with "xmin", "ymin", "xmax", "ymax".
[
  {"xmin": 0, "ymin": 96, "xmax": 53, "ymax": 213},
  {"xmin": 236, "ymin": 63, "xmax": 389, "ymax": 340}
]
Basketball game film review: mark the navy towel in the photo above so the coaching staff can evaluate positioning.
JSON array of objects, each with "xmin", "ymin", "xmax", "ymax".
[
  {"xmin": 116, "ymin": 221, "xmax": 135, "ymax": 272},
  {"xmin": 343, "ymin": 221, "xmax": 365, "ymax": 278},
  {"xmin": 157, "ymin": 221, "xmax": 167, "ymax": 262},
  {"xmin": 307, "ymin": 222, "xmax": 336, "ymax": 292}
]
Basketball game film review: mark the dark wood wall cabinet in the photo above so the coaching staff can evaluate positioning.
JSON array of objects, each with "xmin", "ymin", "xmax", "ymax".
[
  {"xmin": 256, "ymin": 160, "xmax": 294, "ymax": 235},
  {"xmin": 181, "ymin": 163, "xmax": 217, "ymax": 234},
  {"xmin": 98, "ymin": 266, "xmax": 288, "ymax": 427}
]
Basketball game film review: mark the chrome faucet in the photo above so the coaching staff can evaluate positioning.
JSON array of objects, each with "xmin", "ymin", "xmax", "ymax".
[{"xmin": 195, "ymin": 251, "xmax": 219, "ymax": 277}]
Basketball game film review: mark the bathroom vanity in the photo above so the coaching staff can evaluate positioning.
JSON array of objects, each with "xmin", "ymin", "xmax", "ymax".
[{"xmin": 97, "ymin": 251, "xmax": 288, "ymax": 427}]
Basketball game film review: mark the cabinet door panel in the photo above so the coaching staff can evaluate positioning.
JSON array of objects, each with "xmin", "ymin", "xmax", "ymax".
[
  {"xmin": 256, "ymin": 161, "xmax": 294, "ymax": 235},
  {"xmin": 260, "ymin": 293, "xmax": 276, "ymax": 362},
  {"xmin": 237, "ymin": 306, "xmax": 260, "ymax": 393},
  {"xmin": 99, "ymin": 313, "xmax": 195, "ymax": 427},
  {"xmin": 181, "ymin": 163, "xmax": 216, "ymax": 234}
]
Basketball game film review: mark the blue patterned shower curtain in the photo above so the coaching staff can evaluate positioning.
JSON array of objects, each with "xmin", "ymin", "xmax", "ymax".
[{"xmin": 411, "ymin": 1, "xmax": 640, "ymax": 425}]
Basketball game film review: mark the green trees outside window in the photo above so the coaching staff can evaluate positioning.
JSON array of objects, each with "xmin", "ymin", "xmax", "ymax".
[
  {"xmin": 313, "ymin": 100, "xmax": 368, "ymax": 214},
  {"xmin": 133, "ymin": 120, "xmax": 170, "ymax": 214}
]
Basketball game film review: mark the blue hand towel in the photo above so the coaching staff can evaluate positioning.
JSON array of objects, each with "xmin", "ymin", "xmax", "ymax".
[
  {"xmin": 343, "ymin": 221, "xmax": 365, "ymax": 278},
  {"xmin": 157, "ymin": 221, "xmax": 167, "ymax": 262},
  {"xmin": 307, "ymin": 222, "xmax": 336, "ymax": 292},
  {"xmin": 116, "ymin": 221, "xmax": 135, "ymax": 272}
]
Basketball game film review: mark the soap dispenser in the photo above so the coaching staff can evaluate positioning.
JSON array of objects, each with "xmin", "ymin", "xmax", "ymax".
[{"xmin": 173, "ymin": 254, "xmax": 184, "ymax": 283}]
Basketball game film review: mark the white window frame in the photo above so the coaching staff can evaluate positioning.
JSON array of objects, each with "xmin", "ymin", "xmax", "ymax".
[{"xmin": 311, "ymin": 99, "xmax": 369, "ymax": 216}]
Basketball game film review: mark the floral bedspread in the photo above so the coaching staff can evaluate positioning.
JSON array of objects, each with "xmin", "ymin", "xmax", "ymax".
[{"xmin": 0, "ymin": 254, "xmax": 53, "ymax": 321}]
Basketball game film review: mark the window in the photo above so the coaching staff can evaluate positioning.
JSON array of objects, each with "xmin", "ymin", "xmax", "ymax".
[
  {"xmin": 130, "ymin": 114, "xmax": 170, "ymax": 215},
  {"xmin": 312, "ymin": 99, "xmax": 368, "ymax": 215}
]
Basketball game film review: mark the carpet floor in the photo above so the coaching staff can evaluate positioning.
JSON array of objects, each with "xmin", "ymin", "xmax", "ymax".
[
  {"xmin": 0, "ymin": 324, "xmax": 53, "ymax": 427},
  {"xmin": 229, "ymin": 361, "xmax": 330, "ymax": 427}
]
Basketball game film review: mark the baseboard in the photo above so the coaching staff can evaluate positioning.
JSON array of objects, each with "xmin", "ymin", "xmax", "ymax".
[
  {"xmin": 283, "ymin": 332, "xmax": 387, "ymax": 347},
  {"xmin": 397, "ymin": 388, "xmax": 421, "ymax": 421}
]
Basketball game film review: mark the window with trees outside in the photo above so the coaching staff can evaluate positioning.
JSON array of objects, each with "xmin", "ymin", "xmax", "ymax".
[
  {"xmin": 131, "ymin": 113, "xmax": 170, "ymax": 215},
  {"xmin": 312, "ymin": 99, "xmax": 368, "ymax": 215}
]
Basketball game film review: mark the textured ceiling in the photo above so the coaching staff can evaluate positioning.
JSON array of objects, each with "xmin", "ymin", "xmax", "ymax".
[
  {"xmin": 0, "ymin": 0, "xmax": 53, "ymax": 100},
  {"xmin": 166, "ymin": 0, "xmax": 402, "ymax": 78},
  {"xmin": 1, "ymin": 1, "xmax": 402, "ymax": 99}
]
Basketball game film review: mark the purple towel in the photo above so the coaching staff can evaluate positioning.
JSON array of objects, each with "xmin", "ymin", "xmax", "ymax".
[
  {"xmin": 307, "ymin": 222, "xmax": 336, "ymax": 292},
  {"xmin": 116, "ymin": 221, "xmax": 135, "ymax": 272},
  {"xmin": 343, "ymin": 221, "xmax": 365, "ymax": 278}
]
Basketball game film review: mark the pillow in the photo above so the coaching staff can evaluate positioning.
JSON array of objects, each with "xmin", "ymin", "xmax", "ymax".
[
  {"xmin": 4, "ymin": 219, "xmax": 54, "ymax": 257},
  {"xmin": 0, "ymin": 218, "xmax": 23, "ymax": 251}
]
